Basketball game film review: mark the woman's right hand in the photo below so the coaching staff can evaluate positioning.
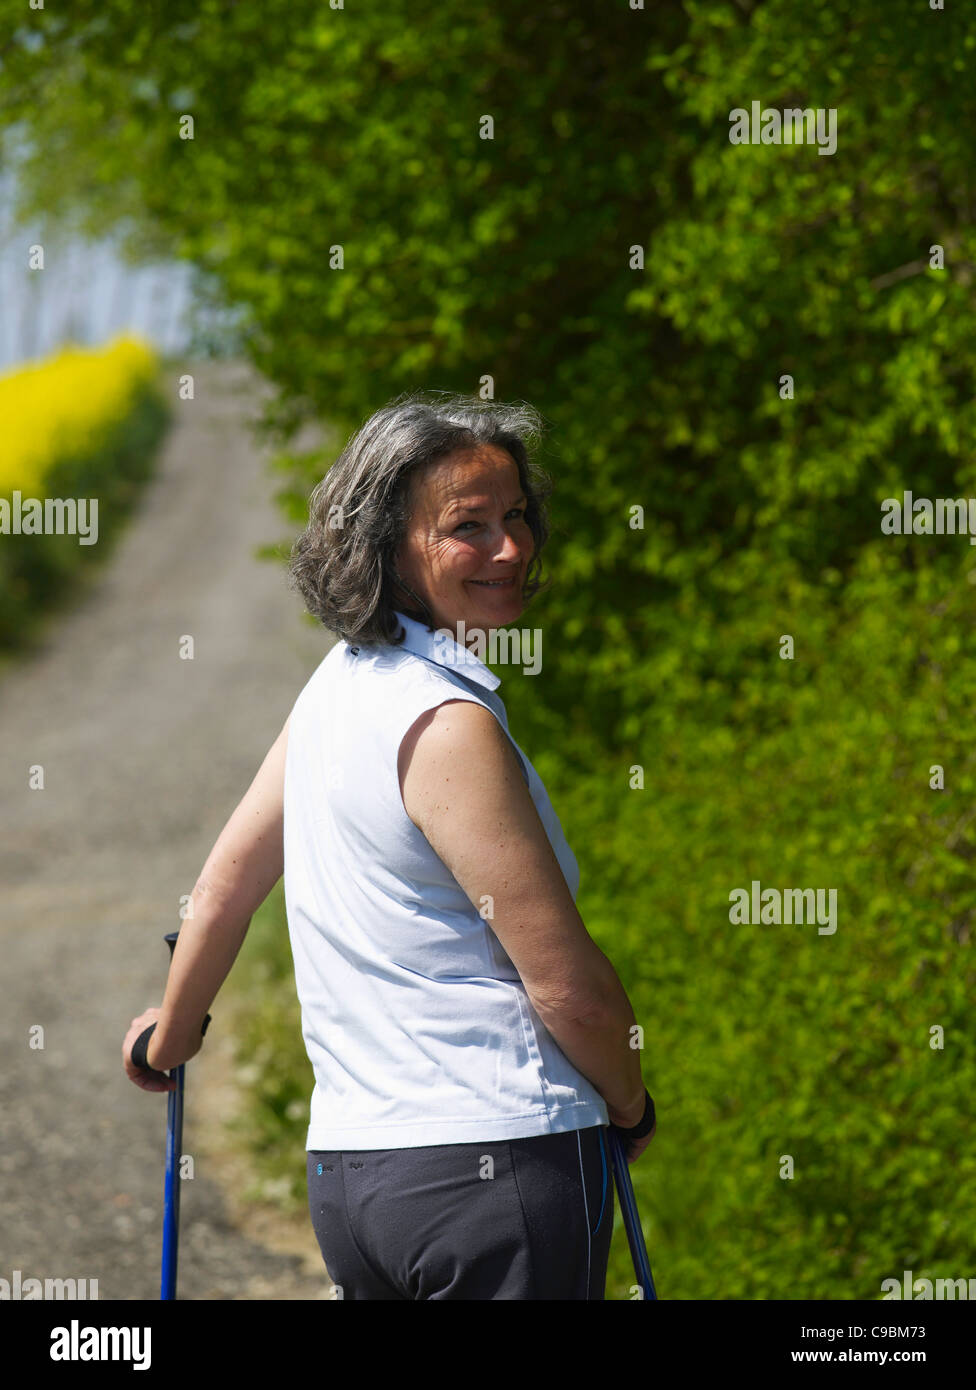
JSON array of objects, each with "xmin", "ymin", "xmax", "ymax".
[
  {"xmin": 607, "ymin": 1093, "xmax": 656, "ymax": 1164},
  {"xmin": 614, "ymin": 1119, "xmax": 656, "ymax": 1165}
]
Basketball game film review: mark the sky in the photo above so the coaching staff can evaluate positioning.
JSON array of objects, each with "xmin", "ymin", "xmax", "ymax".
[{"xmin": 0, "ymin": 159, "xmax": 239, "ymax": 372}]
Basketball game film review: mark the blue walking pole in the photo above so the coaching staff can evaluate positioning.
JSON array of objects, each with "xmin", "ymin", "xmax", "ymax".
[
  {"xmin": 607, "ymin": 1125, "xmax": 657, "ymax": 1299},
  {"xmin": 161, "ymin": 1061, "xmax": 185, "ymax": 1300},
  {"xmin": 161, "ymin": 931, "xmax": 184, "ymax": 1301}
]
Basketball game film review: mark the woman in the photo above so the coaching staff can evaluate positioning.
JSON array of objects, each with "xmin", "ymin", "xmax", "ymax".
[{"xmin": 123, "ymin": 391, "xmax": 655, "ymax": 1300}]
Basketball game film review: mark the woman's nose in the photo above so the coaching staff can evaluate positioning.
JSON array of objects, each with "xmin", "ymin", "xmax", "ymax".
[{"xmin": 489, "ymin": 526, "xmax": 524, "ymax": 561}]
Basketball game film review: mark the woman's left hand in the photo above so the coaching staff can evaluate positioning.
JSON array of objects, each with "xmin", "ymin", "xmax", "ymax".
[{"xmin": 122, "ymin": 1007, "xmax": 194, "ymax": 1093}]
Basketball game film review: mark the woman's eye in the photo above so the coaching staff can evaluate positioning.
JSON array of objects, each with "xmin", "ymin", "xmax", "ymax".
[{"xmin": 456, "ymin": 509, "xmax": 525, "ymax": 533}]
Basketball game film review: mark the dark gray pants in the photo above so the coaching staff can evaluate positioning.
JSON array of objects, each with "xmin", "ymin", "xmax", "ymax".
[{"xmin": 307, "ymin": 1123, "xmax": 614, "ymax": 1300}]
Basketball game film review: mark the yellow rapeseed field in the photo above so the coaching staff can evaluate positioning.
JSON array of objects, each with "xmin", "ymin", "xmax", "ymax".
[{"xmin": 0, "ymin": 335, "xmax": 159, "ymax": 496}]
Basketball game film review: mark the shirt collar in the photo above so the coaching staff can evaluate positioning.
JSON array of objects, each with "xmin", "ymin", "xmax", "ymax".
[{"xmin": 392, "ymin": 610, "xmax": 501, "ymax": 692}]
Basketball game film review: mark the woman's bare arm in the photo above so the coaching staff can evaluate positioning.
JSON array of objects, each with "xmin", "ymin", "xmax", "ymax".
[
  {"xmin": 400, "ymin": 700, "xmax": 646, "ymax": 1125},
  {"xmin": 123, "ymin": 715, "xmax": 290, "ymax": 1079}
]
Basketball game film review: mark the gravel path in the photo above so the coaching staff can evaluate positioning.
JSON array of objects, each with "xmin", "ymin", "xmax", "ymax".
[{"xmin": 0, "ymin": 359, "xmax": 336, "ymax": 1299}]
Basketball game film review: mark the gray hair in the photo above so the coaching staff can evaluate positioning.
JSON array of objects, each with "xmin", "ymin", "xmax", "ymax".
[{"xmin": 288, "ymin": 390, "xmax": 555, "ymax": 646}]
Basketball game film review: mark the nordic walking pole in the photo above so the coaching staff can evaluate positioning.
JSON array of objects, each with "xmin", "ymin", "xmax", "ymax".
[
  {"xmin": 156, "ymin": 930, "xmax": 212, "ymax": 1301},
  {"xmin": 160, "ymin": 931, "xmax": 184, "ymax": 1301},
  {"xmin": 607, "ymin": 1125, "xmax": 657, "ymax": 1299}
]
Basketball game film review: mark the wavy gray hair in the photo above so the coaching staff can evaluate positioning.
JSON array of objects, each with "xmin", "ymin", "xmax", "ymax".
[{"xmin": 288, "ymin": 390, "xmax": 555, "ymax": 646}]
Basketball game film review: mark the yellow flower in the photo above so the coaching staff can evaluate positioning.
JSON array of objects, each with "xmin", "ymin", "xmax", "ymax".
[{"xmin": 0, "ymin": 335, "xmax": 158, "ymax": 497}]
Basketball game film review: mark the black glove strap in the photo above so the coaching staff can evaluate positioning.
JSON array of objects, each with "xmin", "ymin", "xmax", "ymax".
[
  {"xmin": 130, "ymin": 1013, "xmax": 212, "ymax": 1072},
  {"xmin": 610, "ymin": 1088, "xmax": 656, "ymax": 1139},
  {"xmin": 130, "ymin": 1023, "xmax": 157, "ymax": 1071}
]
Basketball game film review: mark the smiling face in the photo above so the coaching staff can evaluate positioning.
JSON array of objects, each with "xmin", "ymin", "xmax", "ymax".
[{"xmin": 392, "ymin": 444, "xmax": 534, "ymax": 640}]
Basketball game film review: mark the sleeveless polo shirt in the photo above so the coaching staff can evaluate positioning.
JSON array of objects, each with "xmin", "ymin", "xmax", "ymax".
[{"xmin": 282, "ymin": 609, "xmax": 609, "ymax": 1149}]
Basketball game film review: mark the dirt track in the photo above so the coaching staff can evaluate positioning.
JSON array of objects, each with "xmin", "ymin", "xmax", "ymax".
[{"xmin": 0, "ymin": 359, "xmax": 338, "ymax": 1299}]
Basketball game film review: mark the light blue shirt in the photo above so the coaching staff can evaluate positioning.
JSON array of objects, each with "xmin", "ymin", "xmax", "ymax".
[{"xmin": 283, "ymin": 609, "xmax": 609, "ymax": 1149}]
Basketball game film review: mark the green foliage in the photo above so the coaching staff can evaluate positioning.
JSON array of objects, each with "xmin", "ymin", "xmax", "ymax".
[
  {"xmin": 7, "ymin": 0, "xmax": 975, "ymax": 1296},
  {"xmin": 558, "ymin": 540, "xmax": 976, "ymax": 1298}
]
